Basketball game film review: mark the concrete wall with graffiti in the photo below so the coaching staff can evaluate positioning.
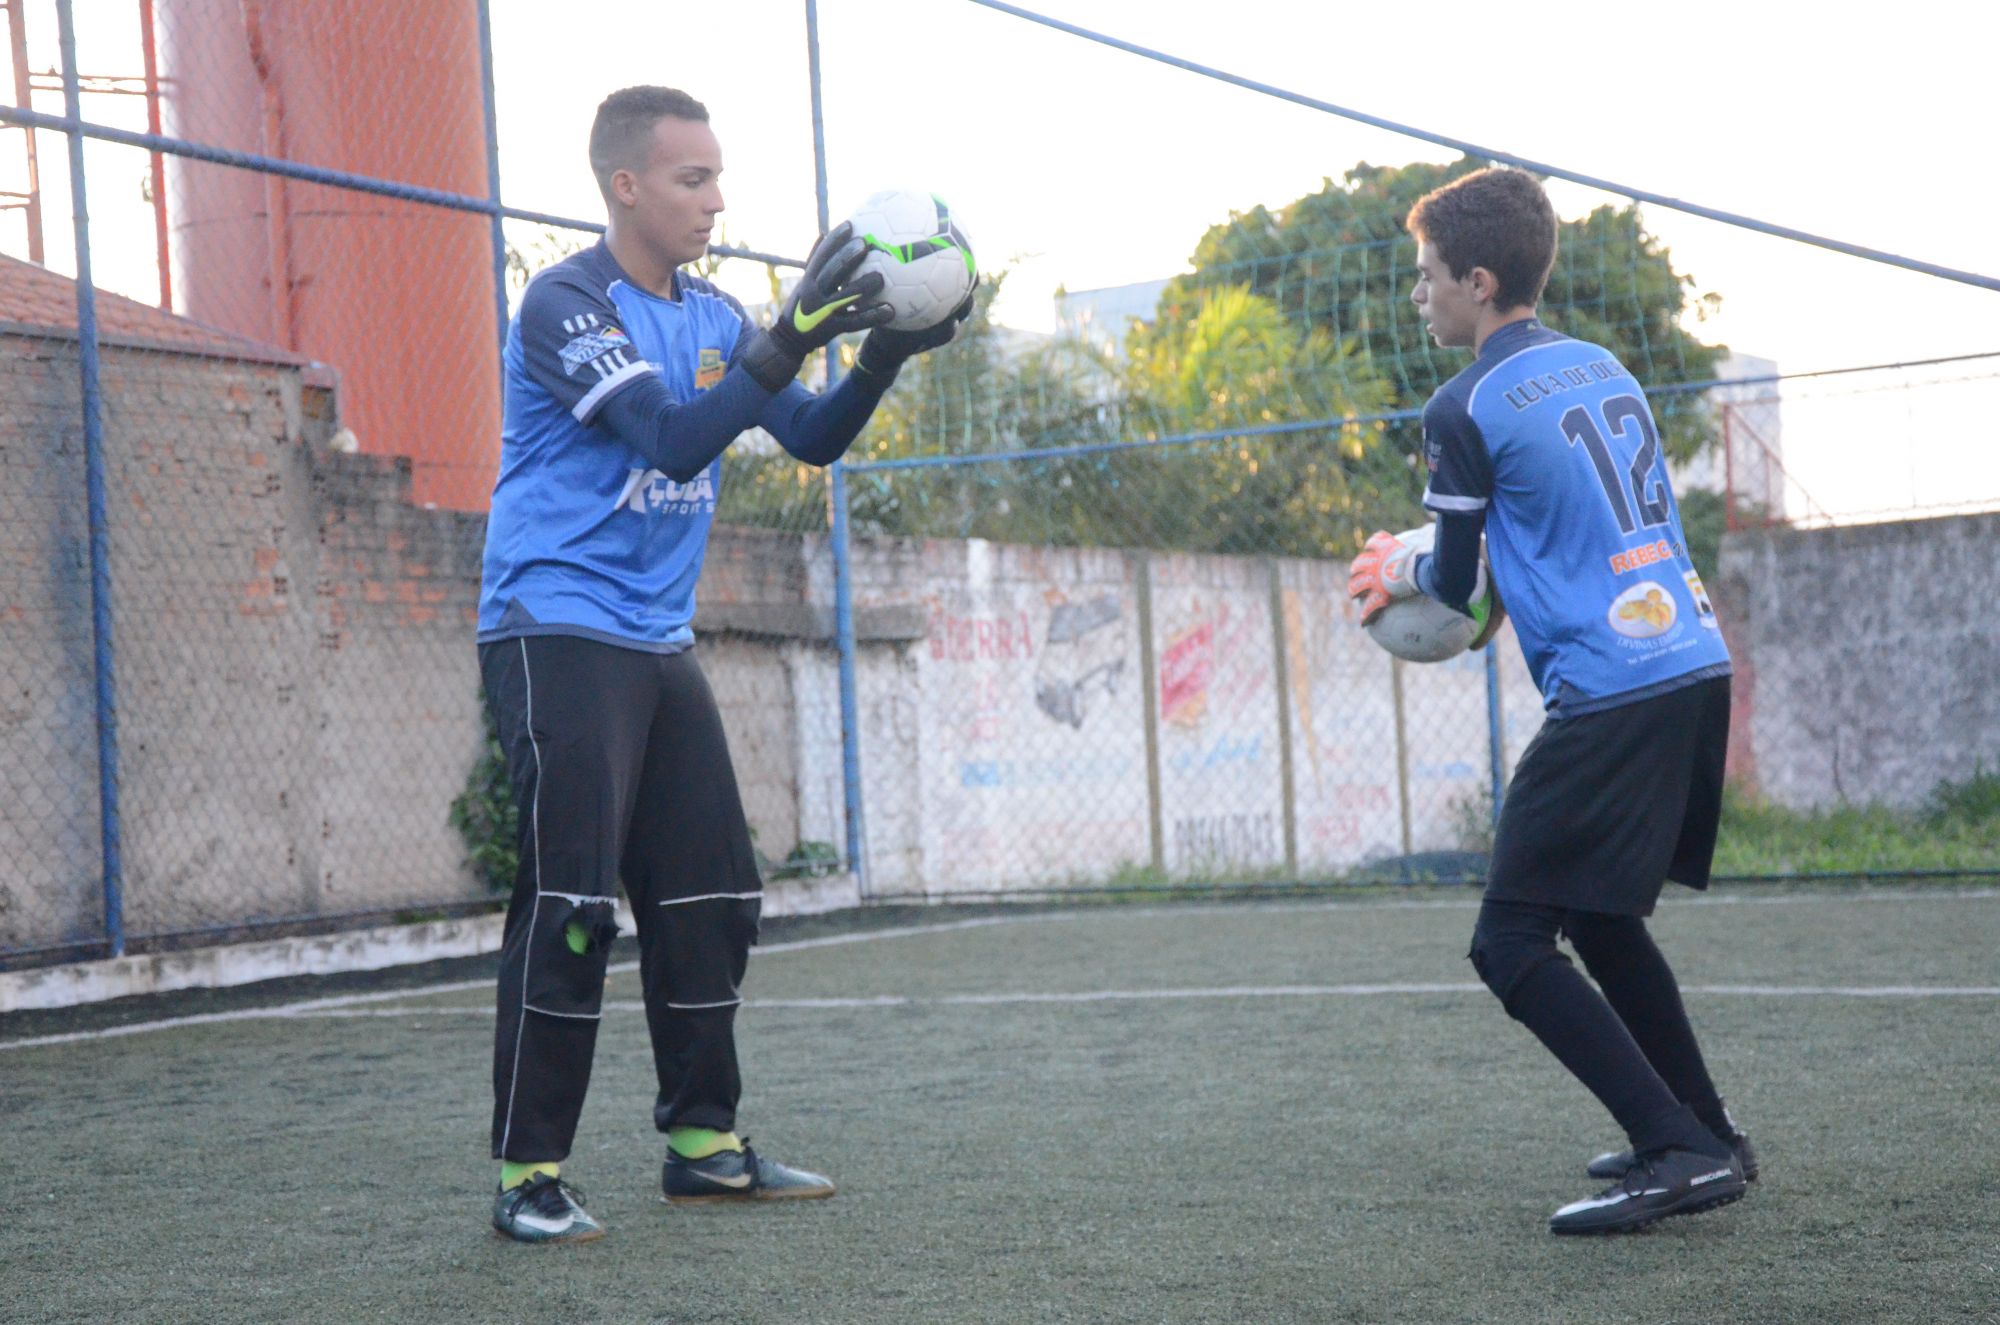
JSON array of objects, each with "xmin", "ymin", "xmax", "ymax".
[{"xmin": 773, "ymin": 532, "xmax": 1548, "ymax": 896}]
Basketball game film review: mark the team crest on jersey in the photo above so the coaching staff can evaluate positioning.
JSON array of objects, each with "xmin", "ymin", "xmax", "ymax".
[
  {"xmin": 557, "ymin": 315, "xmax": 633, "ymax": 377},
  {"xmin": 696, "ymin": 347, "xmax": 725, "ymax": 390}
]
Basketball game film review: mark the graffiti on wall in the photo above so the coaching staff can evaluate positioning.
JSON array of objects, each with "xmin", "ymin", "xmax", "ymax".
[
  {"xmin": 928, "ymin": 601, "xmax": 1036, "ymax": 663},
  {"xmin": 1172, "ymin": 811, "xmax": 1278, "ymax": 870},
  {"xmin": 1035, "ymin": 593, "xmax": 1125, "ymax": 729}
]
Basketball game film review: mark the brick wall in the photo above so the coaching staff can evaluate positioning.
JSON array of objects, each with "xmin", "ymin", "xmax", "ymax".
[{"xmin": 0, "ymin": 331, "xmax": 489, "ymax": 952}]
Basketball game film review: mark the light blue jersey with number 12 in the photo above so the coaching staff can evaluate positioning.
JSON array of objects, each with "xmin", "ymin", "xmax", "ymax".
[{"xmin": 1421, "ymin": 319, "xmax": 1730, "ymax": 716}]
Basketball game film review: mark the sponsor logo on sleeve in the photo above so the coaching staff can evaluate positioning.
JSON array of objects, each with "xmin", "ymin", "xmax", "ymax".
[
  {"xmin": 557, "ymin": 313, "xmax": 635, "ymax": 379},
  {"xmin": 1608, "ymin": 580, "xmax": 1677, "ymax": 639}
]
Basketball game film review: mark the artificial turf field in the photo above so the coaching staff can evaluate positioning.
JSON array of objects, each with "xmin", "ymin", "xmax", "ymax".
[{"xmin": 4, "ymin": 887, "xmax": 1997, "ymax": 1324}]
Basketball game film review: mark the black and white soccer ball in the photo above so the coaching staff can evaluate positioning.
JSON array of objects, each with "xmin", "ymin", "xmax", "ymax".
[
  {"xmin": 1362, "ymin": 523, "xmax": 1488, "ymax": 664},
  {"xmin": 843, "ymin": 189, "xmax": 976, "ymax": 331}
]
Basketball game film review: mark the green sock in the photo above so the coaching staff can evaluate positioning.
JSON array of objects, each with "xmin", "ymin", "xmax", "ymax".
[
  {"xmin": 668, "ymin": 1127, "xmax": 743, "ymax": 1160},
  {"xmin": 501, "ymin": 1160, "xmax": 559, "ymax": 1190}
]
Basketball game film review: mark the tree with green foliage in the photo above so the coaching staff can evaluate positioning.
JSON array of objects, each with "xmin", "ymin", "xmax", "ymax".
[
  {"xmin": 823, "ymin": 276, "xmax": 1414, "ymax": 559},
  {"xmin": 1179, "ymin": 156, "xmax": 1727, "ymax": 461},
  {"xmin": 1114, "ymin": 282, "xmax": 1410, "ymax": 555}
]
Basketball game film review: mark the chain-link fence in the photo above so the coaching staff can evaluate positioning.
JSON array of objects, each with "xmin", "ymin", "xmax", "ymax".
[{"xmin": 4, "ymin": 0, "xmax": 1997, "ymax": 967}]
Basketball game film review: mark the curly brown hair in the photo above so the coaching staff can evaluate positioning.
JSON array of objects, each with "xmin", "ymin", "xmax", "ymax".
[{"xmin": 1405, "ymin": 168, "xmax": 1557, "ymax": 312}]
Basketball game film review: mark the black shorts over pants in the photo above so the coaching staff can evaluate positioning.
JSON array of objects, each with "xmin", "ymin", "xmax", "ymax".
[
  {"xmin": 481, "ymin": 634, "xmax": 764, "ymax": 1164},
  {"xmin": 1486, "ymin": 675, "xmax": 1730, "ymax": 917}
]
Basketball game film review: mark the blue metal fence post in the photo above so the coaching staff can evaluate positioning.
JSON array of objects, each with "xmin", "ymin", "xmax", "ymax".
[
  {"xmin": 805, "ymin": 0, "xmax": 831, "ymax": 236},
  {"xmin": 1484, "ymin": 645, "xmax": 1506, "ymax": 830},
  {"xmin": 829, "ymin": 465, "xmax": 868, "ymax": 895},
  {"xmin": 807, "ymin": 0, "xmax": 868, "ymax": 893},
  {"xmin": 474, "ymin": 0, "xmax": 510, "ymax": 360},
  {"xmin": 56, "ymin": 0, "xmax": 124, "ymax": 956}
]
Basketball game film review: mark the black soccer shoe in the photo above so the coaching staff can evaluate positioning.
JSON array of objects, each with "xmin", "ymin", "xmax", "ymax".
[
  {"xmin": 1588, "ymin": 1127, "xmax": 1758, "ymax": 1183},
  {"xmin": 1549, "ymin": 1146, "xmax": 1746, "ymax": 1236},
  {"xmin": 662, "ymin": 1139, "xmax": 836, "ymax": 1206},
  {"xmin": 492, "ymin": 1174, "xmax": 605, "ymax": 1244}
]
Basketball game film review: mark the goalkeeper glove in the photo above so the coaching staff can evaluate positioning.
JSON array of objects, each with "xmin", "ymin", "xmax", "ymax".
[
  {"xmin": 1346, "ymin": 529, "xmax": 1423, "ymax": 625},
  {"xmin": 856, "ymin": 291, "xmax": 975, "ymax": 379},
  {"xmin": 739, "ymin": 220, "xmax": 893, "ymax": 391},
  {"xmin": 1468, "ymin": 577, "xmax": 1507, "ymax": 650}
]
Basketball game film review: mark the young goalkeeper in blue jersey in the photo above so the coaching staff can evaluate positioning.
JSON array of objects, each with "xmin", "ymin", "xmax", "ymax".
[
  {"xmin": 478, "ymin": 86, "xmax": 966, "ymax": 1244},
  {"xmin": 1347, "ymin": 168, "xmax": 1754, "ymax": 1236}
]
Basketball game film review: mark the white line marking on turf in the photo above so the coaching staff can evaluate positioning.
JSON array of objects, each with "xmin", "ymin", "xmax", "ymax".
[
  {"xmin": 0, "ymin": 918, "xmax": 1030, "ymax": 1052},
  {"xmin": 6, "ymin": 892, "xmax": 1997, "ymax": 1052},
  {"xmin": 275, "ymin": 980, "xmax": 2000, "ymax": 1020}
]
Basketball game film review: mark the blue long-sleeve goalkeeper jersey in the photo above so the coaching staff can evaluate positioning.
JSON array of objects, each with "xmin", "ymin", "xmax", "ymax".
[
  {"xmin": 1419, "ymin": 318, "xmax": 1730, "ymax": 716},
  {"xmin": 478, "ymin": 242, "xmax": 885, "ymax": 653}
]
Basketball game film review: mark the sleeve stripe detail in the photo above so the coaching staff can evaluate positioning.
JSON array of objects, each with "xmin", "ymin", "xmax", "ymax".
[
  {"xmin": 1423, "ymin": 490, "xmax": 1488, "ymax": 512},
  {"xmin": 570, "ymin": 359, "xmax": 653, "ymax": 422}
]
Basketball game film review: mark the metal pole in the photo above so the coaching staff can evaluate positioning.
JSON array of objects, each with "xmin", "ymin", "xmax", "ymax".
[
  {"xmin": 1266, "ymin": 560, "xmax": 1298, "ymax": 876},
  {"xmin": 1722, "ymin": 404, "xmax": 1738, "ymax": 532},
  {"xmin": 137, "ymin": 0, "xmax": 170, "ymax": 309},
  {"xmin": 1484, "ymin": 645, "xmax": 1506, "ymax": 829},
  {"xmin": 474, "ymin": 0, "xmax": 510, "ymax": 362},
  {"xmin": 57, "ymin": 0, "xmax": 123, "ymax": 957},
  {"xmin": 829, "ymin": 463, "xmax": 868, "ymax": 895},
  {"xmin": 6, "ymin": 0, "xmax": 44, "ymax": 263},
  {"xmin": 808, "ymin": 0, "xmax": 867, "ymax": 891},
  {"xmin": 804, "ymin": 0, "xmax": 843, "ymax": 388},
  {"xmin": 1391, "ymin": 657, "xmax": 1410, "ymax": 855},
  {"xmin": 805, "ymin": 0, "xmax": 830, "ymax": 236},
  {"xmin": 1136, "ymin": 554, "xmax": 1163, "ymax": 875}
]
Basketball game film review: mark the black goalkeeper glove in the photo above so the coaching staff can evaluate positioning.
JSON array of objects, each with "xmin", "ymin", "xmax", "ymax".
[
  {"xmin": 855, "ymin": 290, "xmax": 975, "ymax": 380},
  {"xmin": 739, "ymin": 220, "xmax": 893, "ymax": 392}
]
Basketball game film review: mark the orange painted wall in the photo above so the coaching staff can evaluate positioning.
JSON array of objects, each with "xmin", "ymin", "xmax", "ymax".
[{"xmin": 160, "ymin": 0, "xmax": 500, "ymax": 510}]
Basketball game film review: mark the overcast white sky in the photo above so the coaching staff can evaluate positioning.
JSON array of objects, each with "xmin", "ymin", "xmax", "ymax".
[{"xmin": 11, "ymin": 0, "xmax": 1999, "ymax": 517}]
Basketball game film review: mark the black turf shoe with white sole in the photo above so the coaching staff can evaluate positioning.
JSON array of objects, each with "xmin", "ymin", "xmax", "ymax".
[
  {"xmin": 1588, "ymin": 1127, "xmax": 1758, "ymax": 1183},
  {"xmin": 492, "ymin": 1174, "xmax": 605, "ymax": 1244},
  {"xmin": 662, "ymin": 1140, "xmax": 836, "ymax": 1205},
  {"xmin": 1549, "ymin": 1146, "xmax": 1746, "ymax": 1236}
]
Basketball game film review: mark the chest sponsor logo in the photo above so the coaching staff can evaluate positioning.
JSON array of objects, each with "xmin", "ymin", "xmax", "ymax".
[
  {"xmin": 695, "ymin": 347, "xmax": 726, "ymax": 390},
  {"xmin": 1608, "ymin": 579, "xmax": 1677, "ymax": 639},
  {"xmin": 1608, "ymin": 537, "xmax": 1676, "ymax": 576},
  {"xmin": 614, "ymin": 467, "xmax": 717, "ymax": 515}
]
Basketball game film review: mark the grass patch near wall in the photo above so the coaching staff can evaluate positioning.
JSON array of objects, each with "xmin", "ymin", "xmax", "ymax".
[{"xmin": 1713, "ymin": 766, "xmax": 2000, "ymax": 877}]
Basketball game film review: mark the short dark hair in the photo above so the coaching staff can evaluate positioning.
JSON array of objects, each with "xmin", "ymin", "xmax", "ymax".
[
  {"xmin": 1405, "ymin": 168, "xmax": 1558, "ymax": 312},
  {"xmin": 588, "ymin": 86, "xmax": 709, "ymax": 200}
]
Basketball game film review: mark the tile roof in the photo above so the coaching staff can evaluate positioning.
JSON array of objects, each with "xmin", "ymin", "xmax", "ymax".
[{"xmin": 0, "ymin": 253, "xmax": 315, "ymax": 367}]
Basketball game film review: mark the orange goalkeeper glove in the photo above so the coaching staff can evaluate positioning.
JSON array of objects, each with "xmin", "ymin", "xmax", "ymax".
[{"xmin": 1346, "ymin": 529, "xmax": 1422, "ymax": 625}]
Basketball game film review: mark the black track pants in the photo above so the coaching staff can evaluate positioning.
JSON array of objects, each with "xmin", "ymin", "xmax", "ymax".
[{"xmin": 481, "ymin": 635, "xmax": 763, "ymax": 1163}]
